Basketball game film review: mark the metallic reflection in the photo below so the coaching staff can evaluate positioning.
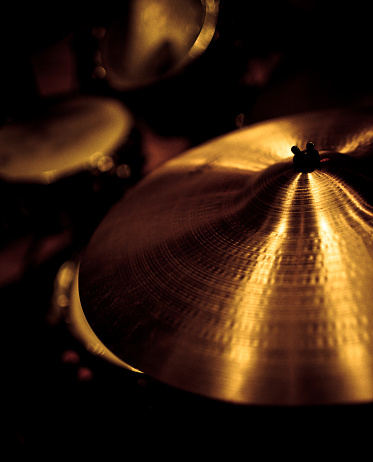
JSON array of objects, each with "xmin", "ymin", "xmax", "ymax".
[
  {"xmin": 52, "ymin": 260, "xmax": 141, "ymax": 372},
  {"xmin": 100, "ymin": 0, "xmax": 219, "ymax": 90},
  {"xmin": 80, "ymin": 109, "xmax": 373, "ymax": 405},
  {"xmin": 0, "ymin": 96, "xmax": 133, "ymax": 184}
]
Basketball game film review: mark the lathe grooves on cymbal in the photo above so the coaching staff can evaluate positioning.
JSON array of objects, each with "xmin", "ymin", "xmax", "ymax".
[{"xmin": 79, "ymin": 109, "xmax": 373, "ymax": 405}]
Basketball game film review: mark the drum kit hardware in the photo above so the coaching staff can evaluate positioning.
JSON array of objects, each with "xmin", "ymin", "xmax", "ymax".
[{"xmin": 3, "ymin": 1, "xmax": 373, "ymax": 421}]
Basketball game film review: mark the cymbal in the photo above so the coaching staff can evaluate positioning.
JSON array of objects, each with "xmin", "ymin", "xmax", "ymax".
[
  {"xmin": 99, "ymin": 0, "xmax": 219, "ymax": 90},
  {"xmin": 79, "ymin": 108, "xmax": 373, "ymax": 405},
  {"xmin": 51, "ymin": 259, "xmax": 141, "ymax": 373},
  {"xmin": 0, "ymin": 96, "xmax": 133, "ymax": 184}
]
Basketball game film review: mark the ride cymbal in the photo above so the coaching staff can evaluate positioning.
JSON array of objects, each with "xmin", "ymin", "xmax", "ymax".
[{"xmin": 79, "ymin": 108, "xmax": 373, "ymax": 405}]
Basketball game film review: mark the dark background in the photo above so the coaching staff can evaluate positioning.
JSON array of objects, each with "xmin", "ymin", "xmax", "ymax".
[{"xmin": 2, "ymin": 0, "xmax": 373, "ymax": 455}]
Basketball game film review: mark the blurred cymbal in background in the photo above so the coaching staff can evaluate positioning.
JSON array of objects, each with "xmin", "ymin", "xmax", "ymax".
[{"xmin": 99, "ymin": 0, "xmax": 219, "ymax": 90}]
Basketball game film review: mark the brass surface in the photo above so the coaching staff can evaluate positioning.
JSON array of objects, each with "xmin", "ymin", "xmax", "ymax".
[
  {"xmin": 79, "ymin": 108, "xmax": 373, "ymax": 405},
  {"xmin": 100, "ymin": 0, "xmax": 219, "ymax": 90},
  {"xmin": 52, "ymin": 260, "xmax": 141, "ymax": 372},
  {"xmin": 0, "ymin": 96, "xmax": 133, "ymax": 184}
]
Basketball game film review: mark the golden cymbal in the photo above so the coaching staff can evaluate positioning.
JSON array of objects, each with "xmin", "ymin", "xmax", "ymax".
[
  {"xmin": 79, "ymin": 108, "xmax": 373, "ymax": 405},
  {"xmin": 99, "ymin": 0, "xmax": 219, "ymax": 90},
  {"xmin": 51, "ymin": 259, "xmax": 141, "ymax": 373},
  {"xmin": 0, "ymin": 95, "xmax": 133, "ymax": 184}
]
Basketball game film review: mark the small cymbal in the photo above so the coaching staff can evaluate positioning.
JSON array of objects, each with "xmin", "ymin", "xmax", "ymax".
[
  {"xmin": 0, "ymin": 96, "xmax": 133, "ymax": 184},
  {"xmin": 100, "ymin": 0, "xmax": 219, "ymax": 90},
  {"xmin": 79, "ymin": 108, "xmax": 373, "ymax": 405}
]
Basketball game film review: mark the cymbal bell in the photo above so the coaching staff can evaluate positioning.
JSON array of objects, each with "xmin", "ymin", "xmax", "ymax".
[{"xmin": 79, "ymin": 108, "xmax": 373, "ymax": 405}]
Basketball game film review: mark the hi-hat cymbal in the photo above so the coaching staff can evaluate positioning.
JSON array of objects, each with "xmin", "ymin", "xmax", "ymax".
[{"xmin": 79, "ymin": 108, "xmax": 373, "ymax": 405}]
